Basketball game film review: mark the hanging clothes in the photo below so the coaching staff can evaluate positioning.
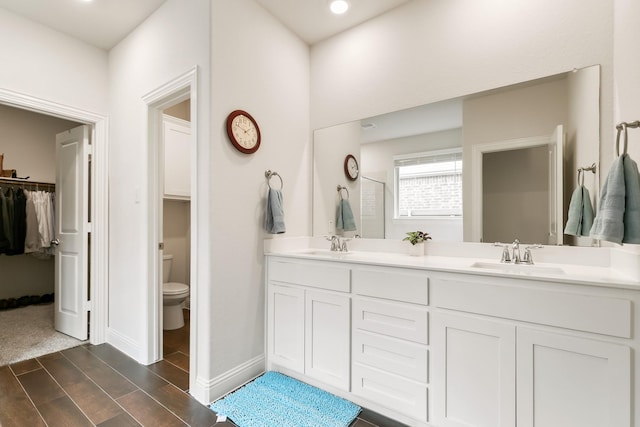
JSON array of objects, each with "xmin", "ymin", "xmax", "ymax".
[
  {"xmin": 0, "ymin": 187, "xmax": 55, "ymax": 256},
  {"xmin": 6, "ymin": 189, "xmax": 26, "ymax": 255}
]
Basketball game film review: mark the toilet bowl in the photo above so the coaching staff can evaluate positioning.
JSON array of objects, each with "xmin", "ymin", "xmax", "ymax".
[{"xmin": 162, "ymin": 254, "xmax": 190, "ymax": 330}]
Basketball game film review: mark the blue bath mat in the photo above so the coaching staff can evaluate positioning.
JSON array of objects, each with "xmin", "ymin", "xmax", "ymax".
[{"xmin": 210, "ymin": 371, "xmax": 361, "ymax": 427}]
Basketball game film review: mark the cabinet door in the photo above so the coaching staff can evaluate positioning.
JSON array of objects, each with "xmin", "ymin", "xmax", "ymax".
[
  {"xmin": 163, "ymin": 116, "xmax": 191, "ymax": 199},
  {"xmin": 305, "ymin": 290, "xmax": 351, "ymax": 391},
  {"xmin": 517, "ymin": 328, "xmax": 630, "ymax": 427},
  {"xmin": 432, "ymin": 313, "xmax": 516, "ymax": 427},
  {"xmin": 267, "ymin": 284, "xmax": 305, "ymax": 373}
]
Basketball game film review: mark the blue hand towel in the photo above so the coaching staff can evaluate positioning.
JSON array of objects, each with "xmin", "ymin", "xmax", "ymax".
[
  {"xmin": 622, "ymin": 154, "xmax": 640, "ymax": 243},
  {"xmin": 564, "ymin": 185, "xmax": 594, "ymax": 237},
  {"xmin": 265, "ymin": 188, "xmax": 286, "ymax": 234},
  {"xmin": 336, "ymin": 199, "xmax": 356, "ymax": 232},
  {"xmin": 590, "ymin": 156, "xmax": 625, "ymax": 243}
]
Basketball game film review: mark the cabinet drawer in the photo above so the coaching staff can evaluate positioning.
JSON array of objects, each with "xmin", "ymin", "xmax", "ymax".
[
  {"xmin": 268, "ymin": 258, "xmax": 350, "ymax": 292},
  {"xmin": 353, "ymin": 331, "xmax": 428, "ymax": 382},
  {"xmin": 354, "ymin": 298, "xmax": 428, "ymax": 344},
  {"xmin": 352, "ymin": 267, "xmax": 428, "ymax": 304},
  {"xmin": 352, "ymin": 363, "xmax": 428, "ymax": 422},
  {"xmin": 432, "ymin": 277, "xmax": 632, "ymax": 338}
]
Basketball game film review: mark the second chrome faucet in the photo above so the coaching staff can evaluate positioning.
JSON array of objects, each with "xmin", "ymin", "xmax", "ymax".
[{"xmin": 494, "ymin": 239, "xmax": 542, "ymax": 265}]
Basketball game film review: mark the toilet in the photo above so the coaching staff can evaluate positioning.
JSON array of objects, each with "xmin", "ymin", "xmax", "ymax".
[{"xmin": 162, "ymin": 254, "xmax": 190, "ymax": 330}]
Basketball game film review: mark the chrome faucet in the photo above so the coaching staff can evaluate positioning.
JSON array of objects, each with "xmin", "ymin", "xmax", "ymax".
[
  {"xmin": 512, "ymin": 239, "xmax": 521, "ymax": 264},
  {"xmin": 326, "ymin": 235, "xmax": 341, "ymax": 251},
  {"xmin": 326, "ymin": 235, "xmax": 351, "ymax": 252}
]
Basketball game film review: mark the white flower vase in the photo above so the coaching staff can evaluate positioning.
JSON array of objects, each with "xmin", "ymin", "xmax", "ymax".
[{"xmin": 408, "ymin": 242, "xmax": 425, "ymax": 256}]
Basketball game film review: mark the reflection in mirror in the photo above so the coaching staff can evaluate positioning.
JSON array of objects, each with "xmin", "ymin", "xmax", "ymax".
[
  {"xmin": 471, "ymin": 126, "xmax": 564, "ymax": 245},
  {"xmin": 312, "ymin": 65, "xmax": 601, "ymax": 246}
]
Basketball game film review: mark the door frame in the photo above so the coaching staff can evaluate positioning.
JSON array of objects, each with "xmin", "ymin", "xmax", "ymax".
[
  {"xmin": 142, "ymin": 67, "xmax": 198, "ymax": 378},
  {"xmin": 470, "ymin": 128, "xmax": 563, "ymax": 244},
  {"xmin": 0, "ymin": 88, "xmax": 109, "ymax": 345}
]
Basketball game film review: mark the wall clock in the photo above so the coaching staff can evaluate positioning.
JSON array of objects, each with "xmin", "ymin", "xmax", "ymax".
[
  {"xmin": 344, "ymin": 154, "xmax": 359, "ymax": 180},
  {"xmin": 226, "ymin": 110, "xmax": 261, "ymax": 154}
]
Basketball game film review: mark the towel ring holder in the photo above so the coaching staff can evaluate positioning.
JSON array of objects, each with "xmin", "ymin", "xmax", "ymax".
[
  {"xmin": 265, "ymin": 170, "xmax": 283, "ymax": 190},
  {"xmin": 577, "ymin": 163, "xmax": 596, "ymax": 186},
  {"xmin": 615, "ymin": 121, "xmax": 640, "ymax": 157},
  {"xmin": 337, "ymin": 185, "xmax": 349, "ymax": 200}
]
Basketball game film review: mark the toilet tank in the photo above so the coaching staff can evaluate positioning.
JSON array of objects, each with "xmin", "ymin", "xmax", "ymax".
[{"xmin": 163, "ymin": 254, "xmax": 173, "ymax": 283}]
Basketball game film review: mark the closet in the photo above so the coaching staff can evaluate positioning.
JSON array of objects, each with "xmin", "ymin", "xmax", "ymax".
[{"xmin": 0, "ymin": 103, "xmax": 83, "ymax": 364}]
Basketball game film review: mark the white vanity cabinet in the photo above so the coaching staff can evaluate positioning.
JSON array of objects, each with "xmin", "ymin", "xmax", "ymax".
[
  {"xmin": 351, "ymin": 267, "xmax": 430, "ymax": 422},
  {"xmin": 431, "ymin": 274, "xmax": 633, "ymax": 427},
  {"xmin": 162, "ymin": 115, "xmax": 191, "ymax": 199},
  {"xmin": 266, "ymin": 257, "xmax": 351, "ymax": 391},
  {"xmin": 265, "ymin": 252, "xmax": 639, "ymax": 427}
]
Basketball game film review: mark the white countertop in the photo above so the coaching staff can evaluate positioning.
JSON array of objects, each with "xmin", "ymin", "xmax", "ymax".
[{"xmin": 264, "ymin": 237, "xmax": 640, "ymax": 290}]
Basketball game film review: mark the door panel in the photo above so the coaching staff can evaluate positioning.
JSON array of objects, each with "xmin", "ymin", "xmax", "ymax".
[
  {"xmin": 432, "ymin": 313, "xmax": 516, "ymax": 427},
  {"xmin": 55, "ymin": 125, "xmax": 89, "ymax": 340}
]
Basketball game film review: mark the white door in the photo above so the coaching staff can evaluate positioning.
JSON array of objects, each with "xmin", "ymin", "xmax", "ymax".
[
  {"xmin": 432, "ymin": 312, "xmax": 516, "ymax": 427},
  {"xmin": 305, "ymin": 290, "xmax": 351, "ymax": 391},
  {"xmin": 517, "ymin": 328, "xmax": 630, "ymax": 427},
  {"xmin": 54, "ymin": 125, "xmax": 89, "ymax": 340},
  {"xmin": 267, "ymin": 283, "xmax": 305, "ymax": 373}
]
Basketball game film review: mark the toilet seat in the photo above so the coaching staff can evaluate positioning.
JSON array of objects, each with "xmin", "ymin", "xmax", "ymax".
[{"xmin": 163, "ymin": 282, "xmax": 189, "ymax": 295}]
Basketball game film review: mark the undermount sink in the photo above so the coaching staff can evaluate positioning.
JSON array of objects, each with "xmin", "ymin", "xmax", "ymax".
[
  {"xmin": 470, "ymin": 261, "xmax": 565, "ymax": 275},
  {"xmin": 298, "ymin": 249, "xmax": 351, "ymax": 258}
]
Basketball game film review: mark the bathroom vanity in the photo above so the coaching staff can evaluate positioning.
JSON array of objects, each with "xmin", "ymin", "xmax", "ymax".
[{"xmin": 264, "ymin": 239, "xmax": 640, "ymax": 427}]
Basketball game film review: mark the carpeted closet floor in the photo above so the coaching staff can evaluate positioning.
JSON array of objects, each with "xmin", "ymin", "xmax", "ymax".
[{"xmin": 0, "ymin": 303, "xmax": 86, "ymax": 366}]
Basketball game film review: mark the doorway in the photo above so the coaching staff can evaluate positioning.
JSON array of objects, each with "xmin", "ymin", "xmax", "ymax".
[
  {"xmin": 143, "ymin": 67, "xmax": 198, "ymax": 392},
  {"xmin": 0, "ymin": 90, "xmax": 109, "ymax": 363}
]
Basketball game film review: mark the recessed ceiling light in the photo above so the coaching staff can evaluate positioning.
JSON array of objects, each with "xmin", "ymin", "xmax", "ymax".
[{"xmin": 329, "ymin": 0, "xmax": 349, "ymax": 15}]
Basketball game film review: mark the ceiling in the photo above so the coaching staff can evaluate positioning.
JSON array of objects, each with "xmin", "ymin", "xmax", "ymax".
[
  {"xmin": 0, "ymin": 0, "xmax": 168, "ymax": 50},
  {"xmin": 0, "ymin": 0, "xmax": 432, "ymax": 139},
  {"xmin": 254, "ymin": 0, "xmax": 410, "ymax": 45},
  {"xmin": 0, "ymin": 0, "xmax": 410, "ymax": 50}
]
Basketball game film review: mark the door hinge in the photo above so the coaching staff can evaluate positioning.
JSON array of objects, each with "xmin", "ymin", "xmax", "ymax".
[
  {"xmin": 86, "ymin": 222, "xmax": 93, "ymax": 233},
  {"xmin": 159, "ymin": 242, "xmax": 164, "ymax": 250},
  {"xmin": 84, "ymin": 300, "xmax": 93, "ymax": 311}
]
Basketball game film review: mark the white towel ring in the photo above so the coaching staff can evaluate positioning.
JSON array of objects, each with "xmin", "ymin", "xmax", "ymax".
[
  {"xmin": 265, "ymin": 170, "xmax": 283, "ymax": 190},
  {"xmin": 337, "ymin": 185, "xmax": 349, "ymax": 200}
]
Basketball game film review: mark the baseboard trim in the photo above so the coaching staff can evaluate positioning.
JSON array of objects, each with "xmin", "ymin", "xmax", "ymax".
[
  {"xmin": 106, "ymin": 328, "xmax": 142, "ymax": 362},
  {"xmin": 190, "ymin": 354, "xmax": 265, "ymax": 404}
]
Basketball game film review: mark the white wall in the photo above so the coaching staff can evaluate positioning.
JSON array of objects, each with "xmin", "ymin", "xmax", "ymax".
[
  {"xmin": 361, "ymin": 129, "xmax": 463, "ymax": 242},
  {"xmin": 163, "ymin": 200, "xmax": 190, "ymax": 287},
  {"xmin": 614, "ymin": 0, "xmax": 640, "ymax": 160},
  {"xmin": 0, "ymin": 8, "xmax": 108, "ymax": 114},
  {"xmin": 310, "ymin": 0, "xmax": 613, "ymax": 166},
  {"xmin": 209, "ymin": 0, "xmax": 310, "ymax": 395},
  {"xmin": 462, "ymin": 77, "xmax": 569, "ymax": 241},
  {"xmin": 106, "ymin": 0, "xmax": 211, "ymax": 367}
]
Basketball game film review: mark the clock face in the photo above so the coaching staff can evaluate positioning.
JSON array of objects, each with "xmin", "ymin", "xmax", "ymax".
[
  {"xmin": 344, "ymin": 154, "xmax": 359, "ymax": 180},
  {"xmin": 226, "ymin": 110, "xmax": 261, "ymax": 154}
]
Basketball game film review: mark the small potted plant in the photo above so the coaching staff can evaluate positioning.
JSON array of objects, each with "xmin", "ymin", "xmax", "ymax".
[{"xmin": 403, "ymin": 231, "xmax": 431, "ymax": 256}]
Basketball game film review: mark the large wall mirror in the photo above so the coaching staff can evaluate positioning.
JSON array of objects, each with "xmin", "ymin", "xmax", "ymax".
[{"xmin": 313, "ymin": 65, "xmax": 600, "ymax": 246}]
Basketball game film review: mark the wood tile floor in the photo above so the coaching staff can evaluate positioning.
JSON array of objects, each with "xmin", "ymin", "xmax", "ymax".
[{"xmin": 0, "ymin": 310, "xmax": 403, "ymax": 427}]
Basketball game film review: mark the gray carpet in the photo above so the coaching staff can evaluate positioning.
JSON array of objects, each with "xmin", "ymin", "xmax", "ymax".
[{"xmin": 0, "ymin": 303, "xmax": 86, "ymax": 366}]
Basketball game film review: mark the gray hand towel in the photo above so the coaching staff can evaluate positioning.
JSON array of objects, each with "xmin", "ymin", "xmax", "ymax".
[
  {"xmin": 622, "ymin": 154, "xmax": 640, "ymax": 243},
  {"xmin": 590, "ymin": 156, "xmax": 625, "ymax": 243},
  {"xmin": 336, "ymin": 199, "xmax": 356, "ymax": 232},
  {"xmin": 564, "ymin": 185, "xmax": 594, "ymax": 237},
  {"xmin": 265, "ymin": 188, "xmax": 286, "ymax": 234}
]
